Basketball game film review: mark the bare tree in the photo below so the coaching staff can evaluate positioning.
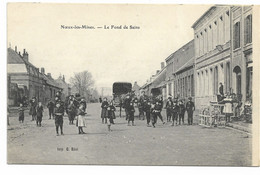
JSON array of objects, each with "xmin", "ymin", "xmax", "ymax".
[{"xmin": 70, "ymin": 71, "xmax": 95, "ymax": 98}]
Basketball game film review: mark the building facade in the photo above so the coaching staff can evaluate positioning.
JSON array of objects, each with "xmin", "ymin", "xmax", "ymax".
[
  {"xmin": 192, "ymin": 6, "xmax": 232, "ymax": 109},
  {"xmin": 231, "ymin": 6, "xmax": 253, "ymax": 102},
  {"xmin": 165, "ymin": 40, "xmax": 195, "ymax": 101},
  {"xmin": 7, "ymin": 47, "xmax": 62, "ymax": 106},
  {"xmin": 55, "ymin": 75, "xmax": 71, "ymax": 100}
]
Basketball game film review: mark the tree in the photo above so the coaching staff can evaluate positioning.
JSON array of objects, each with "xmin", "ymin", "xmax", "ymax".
[{"xmin": 70, "ymin": 71, "xmax": 95, "ymax": 99}]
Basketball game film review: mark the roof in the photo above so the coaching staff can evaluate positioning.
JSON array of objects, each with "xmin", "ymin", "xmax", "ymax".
[
  {"xmin": 41, "ymin": 73, "xmax": 61, "ymax": 89},
  {"xmin": 165, "ymin": 40, "xmax": 194, "ymax": 62},
  {"xmin": 7, "ymin": 48, "xmax": 25, "ymax": 64},
  {"xmin": 173, "ymin": 57, "xmax": 195, "ymax": 74},
  {"xmin": 156, "ymin": 81, "xmax": 166, "ymax": 88},
  {"xmin": 191, "ymin": 6, "xmax": 215, "ymax": 29}
]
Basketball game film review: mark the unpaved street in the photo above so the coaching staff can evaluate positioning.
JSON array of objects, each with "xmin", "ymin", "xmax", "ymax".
[{"xmin": 8, "ymin": 103, "xmax": 252, "ymax": 166}]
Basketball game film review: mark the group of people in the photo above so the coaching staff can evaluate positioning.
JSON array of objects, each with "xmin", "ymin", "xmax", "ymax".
[
  {"xmin": 17, "ymin": 92, "xmax": 88, "ymax": 136},
  {"xmin": 100, "ymin": 98, "xmax": 116, "ymax": 131},
  {"xmin": 100, "ymin": 91, "xmax": 195, "ymax": 129}
]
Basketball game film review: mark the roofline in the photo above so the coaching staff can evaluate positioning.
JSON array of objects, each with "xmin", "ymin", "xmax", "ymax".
[
  {"xmin": 165, "ymin": 39, "xmax": 194, "ymax": 62},
  {"xmin": 191, "ymin": 6, "xmax": 216, "ymax": 29}
]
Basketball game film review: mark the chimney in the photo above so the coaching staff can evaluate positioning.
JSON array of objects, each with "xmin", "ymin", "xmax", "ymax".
[
  {"xmin": 62, "ymin": 75, "xmax": 65, "ymax": 82},
  {"xmin": 15, "ymin": 46, "xmax": 17, "ymax": 53},
  {"xmin": 161, "ymin": 62, "xmax": 165, "ymax": 69},
  {"xmin": 18, "ymin": 51, "xmax": 21, "ymax": 56},
  {"xmin": 41, "ymin": 68, "xmax": 45, "ymax": 74},
  {"xmin": 47, "ymin": 73, "xmax": 52, "ymax": 78},
  {"xmin": 22, "ymin": 49, "xmax": 29, "ymax": 62}
]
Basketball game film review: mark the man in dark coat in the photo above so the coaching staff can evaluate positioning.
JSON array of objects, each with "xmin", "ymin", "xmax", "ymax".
[
  {"xmin": 47, "ymin": 99, "xmax": 55, "ymax": 119},
  {"xmin": 123, "ymin": 95, "xmax": 131, "ymax": 120},
  {"xmin": 101, "ymin": 98, "xmax": 109, "ymax": 124},
  {"xmin": 171, "ymin": 101, "xmax": 179, "ymax": 126},
  {"xmin": 36, "ymin": 102, "xmax": 44, "ymax": 127},
  {"xmin": 178, "ymin": 100, "xmax": 186, "ymax": 125},
  {"xmin": 166, "ymin": 97, "xmax": 173, "ymax": 122},
  {"xmin": 186, "ymin": 97, "xmax": 195, "ymax": 125},
  {"xmin": 29, "ymin": 97, "xmax": 37, "ymax": 121},
  {"xmin": 54, "ymin": 101, "xmax": 65, "ymax": 136},
  {"xmin": 143, "ymin": 99, "xmax": 151, "ymax": 127}
]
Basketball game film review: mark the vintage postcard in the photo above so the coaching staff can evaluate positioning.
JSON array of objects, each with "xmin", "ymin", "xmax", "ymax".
[{"xmin": 6, "ymin": 3, "xmax": 260, "ymax": 166}]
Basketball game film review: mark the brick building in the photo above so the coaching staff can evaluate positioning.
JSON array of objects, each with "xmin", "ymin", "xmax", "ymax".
[
  {"xmin": 165, "ymin": 40, "xmax": 195, "ymax": 101},
  {"xmin": 7, "ymin": 47, "xmax": 62, "ymax": 106}
]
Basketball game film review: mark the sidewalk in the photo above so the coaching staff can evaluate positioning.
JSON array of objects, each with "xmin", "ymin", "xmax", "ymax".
[{"xmin": 225, "ymin": 121, "xmax": 252, "ymax": 134}]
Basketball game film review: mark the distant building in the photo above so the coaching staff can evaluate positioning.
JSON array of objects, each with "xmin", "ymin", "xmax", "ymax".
[
  {"xmin": 165, "ymin": 40, "xmax": 195, "ymax": 101},
  {"xmin": 55, "ymin": 75, "xmax": 71, "ymax": 99},
  {"xmin": 7, "ymin": 47, "xmax": 62, "ymax": 106},
  {"xmin": 140, "ymin": 62, "xmax": 166, "ymax": 99},
  {"xmin": 132, "ymin": 81, "xmax": 141, "ymax": 96}
]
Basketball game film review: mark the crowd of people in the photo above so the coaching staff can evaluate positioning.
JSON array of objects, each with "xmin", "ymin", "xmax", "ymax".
[
  {"xmin": 15, "ymin": 90, "xmax": 196, "ymax": 135},
  {"xmin": 100, "ymin": 91, "xmax": 196, "ymax": 131},
  {"xmin": 16, "ymin": 92, "xmax": 88, "ymax": 136}
]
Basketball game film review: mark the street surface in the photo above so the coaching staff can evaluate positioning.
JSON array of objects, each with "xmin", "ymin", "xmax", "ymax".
[{"xmin": 8, "ymin": 103, "xmax": 252, "ymax": 166}]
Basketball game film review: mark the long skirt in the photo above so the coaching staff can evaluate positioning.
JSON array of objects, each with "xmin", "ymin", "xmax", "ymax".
[
  {"xmin": 76, "ymin": 115, "xmax": 86, "ymax": 127},
  {"xmin": 101, "ymin": 108, "xmax": 107, "ymax": 119}
]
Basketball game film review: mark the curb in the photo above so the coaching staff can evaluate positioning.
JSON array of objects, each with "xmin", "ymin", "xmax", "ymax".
[{"xmin": 225, "ymin": 123, "xmax": 252, "ymax": 134}]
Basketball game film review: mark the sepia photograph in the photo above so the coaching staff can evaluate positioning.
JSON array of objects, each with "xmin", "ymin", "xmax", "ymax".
[{"xmin": 5, "ymin": 2, "xmax": 259, "ymax": 167}]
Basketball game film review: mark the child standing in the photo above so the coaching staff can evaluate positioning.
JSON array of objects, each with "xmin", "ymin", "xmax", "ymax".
[
  {"xmin": 36, "ymin": 102, "xmax": 44, "ymax": 127},
  {"xmin": 128, "ymin": 101, "xmax": 135, "ymax": 126},
  {"xmin": 172, "ymin": 101, "xmax": 179, "ymax": 126},
  {"xmin": 76, "ymin": 104, "xmax": 86, "ymax": 134},
  {"xmin": 107, "ymin": 101, "xmax": 116, "ymax": 131},
  {"xmin": 166, "ymin": 97, "xmax": 173, "ymax": 122},
  {"xmin": 178, "ymin": 100, "xmax": 186, "ymax": 125},
  {"xmin": 18, "ymin": 103, "xmax": 24, "ymax": 123},
  {"xmin": 54, "ymin": 101, "xmax": 65, "ymax": 136}
]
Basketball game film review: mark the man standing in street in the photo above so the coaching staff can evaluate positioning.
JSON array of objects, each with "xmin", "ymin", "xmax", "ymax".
[
  {"xmin": 186, "ymin": 97, "xmax": 195, "ymax": 125},
  {"xmin": 47, "ymin": 99, "xmax": 55, "ymax": 119}
]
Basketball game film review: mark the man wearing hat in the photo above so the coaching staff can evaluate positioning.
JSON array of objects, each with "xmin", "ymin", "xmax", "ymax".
[{"xmin": 186, "ymin": 97, "xmax": 195, "ymax": 125}]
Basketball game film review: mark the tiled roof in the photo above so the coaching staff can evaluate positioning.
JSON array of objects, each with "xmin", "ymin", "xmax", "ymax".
[{"xmin": 7, "ymin": 48, "xmax": 24, "ymax": 64}]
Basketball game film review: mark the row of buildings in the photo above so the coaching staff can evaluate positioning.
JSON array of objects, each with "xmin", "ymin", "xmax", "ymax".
[
  {"xmin": 7, "ymin": 46, "xmax": 71, "ymax": 106},
  {"xmin": 140, "ymin": 5, "xmax": 253, "ymax": 110}
]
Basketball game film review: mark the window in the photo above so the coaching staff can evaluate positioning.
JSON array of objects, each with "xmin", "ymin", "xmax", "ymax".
[
  {"xmin": 245, "ymin": 15, "xmax": 252, "ymax": 44},
  {"xmin": 233, "ymin": 22, "xmax": 241, "ymax": 49}
]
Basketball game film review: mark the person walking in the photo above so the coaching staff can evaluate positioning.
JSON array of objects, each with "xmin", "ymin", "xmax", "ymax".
[
  {"xmin": 107, "ymin": 101, "xmax": 116, "ymax": 131},
  {"xmin": 18, "ymin": 103, "xmax": 24, "ymax": 123},
  {"xmin": 54, "ymin": 101, "xmax": 65, "ymax": 136},
  {"xmin": 186, "ymin": 97, "xmax": 195, "ymax": 125},
  {"xmin": 138, "ymin": 98, "xmax": 145, "ymax": 120},
  {"xmin": 166, "ymin": 97, "xmax": 173, "ymax": 122},
  {"xmin": 29, "ymin": 97, "xmax": 37, "ymax": 121},
  {"xmin": 36, "ymin": 102, "xmax": 44, "ymax": 127},
  {"xmin": 47, "ymin": 99, "xmax": 55, "ymax": 119},
  {"xmin": 128, "ymin": 101, "xmax": 135, "ymax": 126},
  {"xmin": 178, "ymin": 100, "xmax": 186, "ymax": 125},
  {"xmin": 67, "ymin": 100, "xmax": 76, "ymax": 125},
  {"xmin": 151, "ymin": 100, "xmax": 165, "ymax": 128},
  {"xmin": 101, "ymin": 98, "xmax": 109, "ymax": 124},
  {"xmin": 143, "ymin": 99, "xmax": 152, "ymax": 127}
]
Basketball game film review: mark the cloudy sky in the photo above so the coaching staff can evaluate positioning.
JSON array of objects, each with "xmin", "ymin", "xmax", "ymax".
[{"xmin": 7, "ymin": 3, "xmax": 211, "ymax": 91}]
